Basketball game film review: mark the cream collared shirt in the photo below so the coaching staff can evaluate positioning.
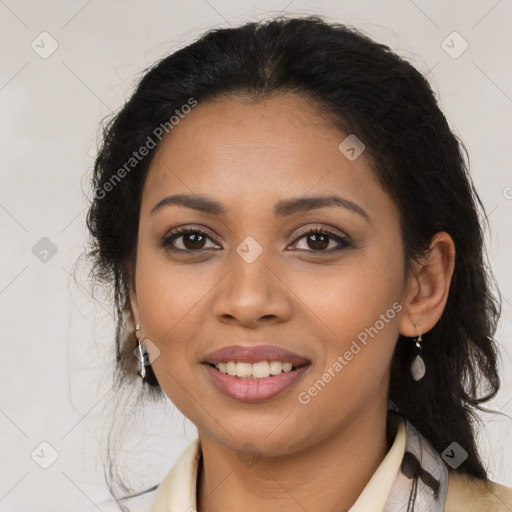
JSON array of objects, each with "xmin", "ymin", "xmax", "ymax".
[
  {"xmin": 100, "ymin": 415, "xmax": 512, "ymax": 511},
  {"xmin": 150, "ymin": 419, "xmax": 407, "ymax": 512}
]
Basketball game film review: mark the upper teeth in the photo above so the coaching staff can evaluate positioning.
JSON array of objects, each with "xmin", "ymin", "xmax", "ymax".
[{"xmin": 215, "ymin": 361, "xmax": 294, "ymax": 379}]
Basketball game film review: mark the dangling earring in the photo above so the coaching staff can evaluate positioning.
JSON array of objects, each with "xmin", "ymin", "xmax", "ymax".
[
  {"xmin": 135, "ymin": 323, "xmax": 146, "ymax": 380},
  {"xmin": 410, "ymin": 333, "xmax": 426, "ymax": 381}
]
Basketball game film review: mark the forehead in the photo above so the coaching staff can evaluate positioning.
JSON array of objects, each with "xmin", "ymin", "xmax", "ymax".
[{"xmin": 141, "ymin": 94, "xmax": 392, "ymax": 222}]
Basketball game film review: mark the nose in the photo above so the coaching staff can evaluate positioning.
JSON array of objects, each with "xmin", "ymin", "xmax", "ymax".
[{"xmin": 212, "ymin": 250, "xmax": 293, "ymax": 328}]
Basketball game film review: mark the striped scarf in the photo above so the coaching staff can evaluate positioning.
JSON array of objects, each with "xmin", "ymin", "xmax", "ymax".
[{"xmin": 383, "ymin": 411, "xmax": 448, "ymax": 511}]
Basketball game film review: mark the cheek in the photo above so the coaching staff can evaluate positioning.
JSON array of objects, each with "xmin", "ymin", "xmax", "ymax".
[
  {"xmin": 134, "ymin": 249, "xmax": 211, "ymax": 383},
  {"xmin": 296, "ymin": 244, "xmax": 404, "ymax": 392},
  {"xmin": 135, "ymin": 243, "xmax": 212, "ymax": 337},
  {"xmin": 135, "ymin": 264, "xmax": 205, "ymax": 413},
  {"xmin": 298, "ymin": 248, "xmax": 402, "ymax": 339},
  {"xmin": 292, "ymin": 262, "xmax": 403, "ymax": 435}
]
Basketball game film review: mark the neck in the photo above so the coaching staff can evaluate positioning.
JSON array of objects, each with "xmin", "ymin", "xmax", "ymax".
[{"xmin": 196, "ymin": 404, "xmax": 396, "ymax": 512}]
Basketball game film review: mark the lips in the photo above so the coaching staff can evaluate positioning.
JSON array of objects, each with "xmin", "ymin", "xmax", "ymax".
[
  {"xmin": 202, "ymin": 344, "xmax": 311, "ymax": 366},
  {"xmin": 201, "ymin": 344, "xmax": 311, "ymax": 402}
]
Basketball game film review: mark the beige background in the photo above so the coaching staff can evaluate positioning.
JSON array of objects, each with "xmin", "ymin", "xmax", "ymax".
[{"xmin": 1, "ymin": 0, "xmax": 511, "ymax": 510}]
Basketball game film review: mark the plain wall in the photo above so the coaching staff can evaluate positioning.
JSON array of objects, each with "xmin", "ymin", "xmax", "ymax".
[{"xmin": 1, "ymin": 1, "xmax": 511, "ymax": 510}]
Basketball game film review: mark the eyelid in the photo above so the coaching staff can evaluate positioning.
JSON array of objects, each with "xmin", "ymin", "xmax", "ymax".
[{"xmin": 291, "ymin": 223, "xmax": 350, "ymax": 242}]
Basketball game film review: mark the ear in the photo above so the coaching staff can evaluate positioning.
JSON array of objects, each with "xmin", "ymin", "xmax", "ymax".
[
  {"xmin": 126, "ymin": 260, "xmax": 141, "ymax": 328},
  {"xmin": 398, "ymin": 232, "xmax": 456, "ymax": 337}
]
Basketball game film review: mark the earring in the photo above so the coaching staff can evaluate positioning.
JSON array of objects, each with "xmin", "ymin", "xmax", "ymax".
[
  {"xmin": 410, "ymin": 333, "xmax": 426, "ymax": 381},
  {"xmin": 135, "ymin": 324, "xmax": 146, "ymax": 380}
]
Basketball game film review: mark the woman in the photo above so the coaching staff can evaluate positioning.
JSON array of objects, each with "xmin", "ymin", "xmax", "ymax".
[{"xmin": 86, "ymin": 16, "xmax": 512, "ymax": 511}]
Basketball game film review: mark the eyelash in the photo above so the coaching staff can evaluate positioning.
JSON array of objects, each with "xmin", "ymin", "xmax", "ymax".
[{"xmin": 160, "ymin": 226, "xmax": 351, "ymax": 254}]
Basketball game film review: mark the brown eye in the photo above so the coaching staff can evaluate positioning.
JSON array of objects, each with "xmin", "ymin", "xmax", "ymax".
[
  {"xmin": 292, "ymin": 228, "xmax": 351, "ymax": 253},
  {"xmin": 161, "ymin": 227, "xmax": 220, "ymax": 252},
  {"xmin": 182, "ymin": 232, "xmax": 206, "ymax": 250},
  {"xmin": 305, "ymin": 233, "xmax": 329, "ymax": 250}
]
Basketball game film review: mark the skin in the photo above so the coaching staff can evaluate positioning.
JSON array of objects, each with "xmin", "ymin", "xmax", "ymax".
[{"xmin": 129, "ymin": 93, "xmax": 455, "ymax": 512}]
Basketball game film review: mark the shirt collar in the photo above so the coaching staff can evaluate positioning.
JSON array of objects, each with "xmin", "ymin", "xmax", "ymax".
[{"xmin": 151, "ymin": 414, "xmax": 406, "ymax": 512}]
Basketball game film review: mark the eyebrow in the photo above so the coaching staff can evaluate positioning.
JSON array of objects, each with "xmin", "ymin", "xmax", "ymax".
[{"xmin": 150, "ymin": 193, "xmax": 370, "ymax": 223}]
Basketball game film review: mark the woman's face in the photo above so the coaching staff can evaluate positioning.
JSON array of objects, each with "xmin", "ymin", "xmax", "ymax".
[{"xmin": 130, "ymin": 93, "xmax": 411, "ymax": 455}]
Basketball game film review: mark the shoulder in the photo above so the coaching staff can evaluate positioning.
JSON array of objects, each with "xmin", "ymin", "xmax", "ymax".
[{"xmin": 445, "ymin": 470, "xmax": 512, "ymax": 512}]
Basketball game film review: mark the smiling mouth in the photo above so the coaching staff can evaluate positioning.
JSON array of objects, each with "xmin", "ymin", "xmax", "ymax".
[{"xmin": 205, "ymin": 360, "xmax": 310, "ymax": 379}]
